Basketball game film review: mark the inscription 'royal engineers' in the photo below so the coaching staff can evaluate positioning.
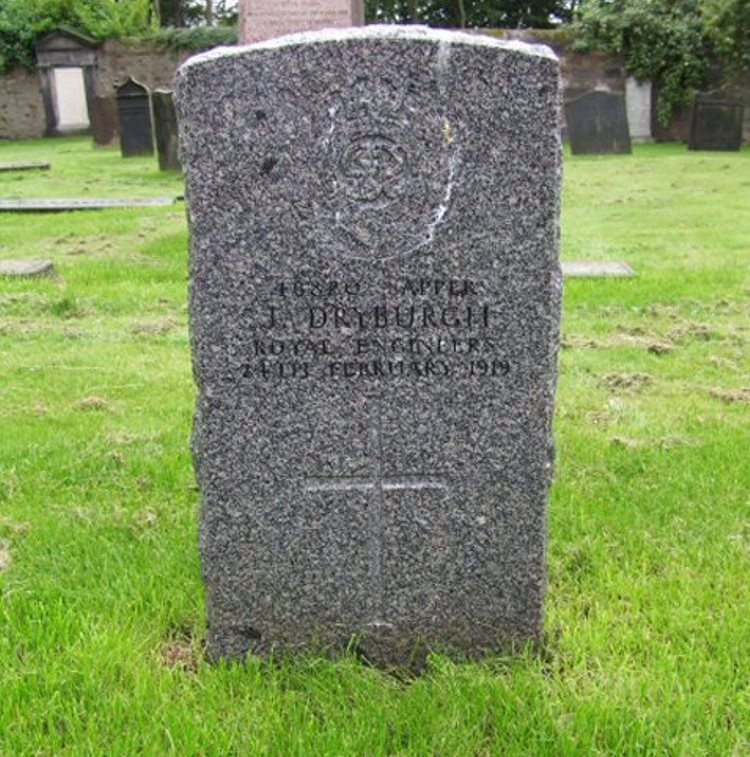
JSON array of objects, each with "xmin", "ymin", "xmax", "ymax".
[{"xmin": 244, "ymin": 277, "xmax": 510, "ymax": 382}]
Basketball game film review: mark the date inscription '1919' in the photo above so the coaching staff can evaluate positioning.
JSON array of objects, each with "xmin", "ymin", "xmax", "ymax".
[{"xmin": 241, "ymin": 278, "xmax": 512, "ymax": 383}]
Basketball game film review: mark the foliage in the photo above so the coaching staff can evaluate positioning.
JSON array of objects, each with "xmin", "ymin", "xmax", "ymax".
[
  {"xmin": 152, "ymin": 24, "xmax": 236, "ymax": 52},
  {"xmin": 365, "ymin": 0, "xmax": 575, "ymax": 28},
  {"xmin": 0, "ymin": 0, "xmax": 156, "ymax": 73},
  {"xmin": 573, "ymin": 0, "xmax": 750, "ymax": 125}
]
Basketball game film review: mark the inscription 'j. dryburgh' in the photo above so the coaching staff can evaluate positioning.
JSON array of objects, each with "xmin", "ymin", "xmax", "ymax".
[{"xmin": 263, "ymin": 302, "xmax": 493, "ymax": 330}]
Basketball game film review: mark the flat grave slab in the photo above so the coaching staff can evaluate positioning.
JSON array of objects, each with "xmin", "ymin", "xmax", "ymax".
[
  {"xmin": 0, "ymin": 198, "xmax": 178, "ymax": 212},
  {"xmin": 0, "ymin": 162, "xmax": 51, "ymax": 172},
  {"xmin": 0, "ymin": 259, "xmax": 56, "ymax": 278},
  {"xmin": 562, "ymin": 261, "xmax": 636, "ymax": 278}
]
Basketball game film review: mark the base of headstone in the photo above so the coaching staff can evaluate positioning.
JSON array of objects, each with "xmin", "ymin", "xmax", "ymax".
[
  {"xmin": 0, "ymin": 259, "xmax": 56, "ymax": 278},
  {"xmin": 562, "ymin": 261, "xmax": 635, "ymax": 278}
]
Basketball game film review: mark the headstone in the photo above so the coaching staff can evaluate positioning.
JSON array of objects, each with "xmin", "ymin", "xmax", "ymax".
[
  {"xmin": 176, "ymin": 26, "xmax": 562, "ymax": 666},
  {"xmin": 239, "ymin": 0, "xmax": 364, "ymax": 44},
  {"xmin": 625, "ymin": 77, "xmax": 652, "ymax": 142},
  {"xmin": 0, "ymin": 162, "xmax": 50, "ymax": 172},
  {"xmin": 562, "ymin": 261, "xmax": 635, "ymax": 278},
  {"xmin": 565, "ymin": 90, "xmax": 631, "ymax": 155},
  {"xmin": 689, "ymin": 94, "xmax": 744, "ymax": 151},
  {"xmin": 115, "ymin": 77, "xmax": 154, "ymax": 157},
  {"xmin": 0, "ymin": 198, "xmax": 176, "ymax": 212},
  {"xmin": 0, "ymin": 259, "xmax": 55, "ymax": 277},
  {"xmin": 89, "ymin": 96, "xmax": 119, "ymax": 146},
  {"xmin": 152, "ymin": 90, "xmax": 182, "ymax": 172}
]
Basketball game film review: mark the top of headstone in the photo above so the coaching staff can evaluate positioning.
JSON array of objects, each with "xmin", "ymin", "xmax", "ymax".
[{"xmin": 180, "ymin": 25, "xmax": 557, "ymax": 73}]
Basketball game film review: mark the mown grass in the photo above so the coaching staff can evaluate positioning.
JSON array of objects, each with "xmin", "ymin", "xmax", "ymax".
[{"xmin": 0, "ymin": 136, "xmax": 749, "ymax": 755}]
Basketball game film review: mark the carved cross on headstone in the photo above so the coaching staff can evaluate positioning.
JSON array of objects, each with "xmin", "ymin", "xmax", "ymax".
[{"xmin": 304, "ymin": 407, "xmax": 448, "ymax": 624}]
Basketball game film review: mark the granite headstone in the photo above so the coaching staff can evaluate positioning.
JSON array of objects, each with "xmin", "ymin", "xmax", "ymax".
[
  {"xmin": 115, "ymin": 77, "xmax": 154, "ymax": 157},
  {"xmin": 152, "ymin": 90, "xmax": 181, "ymax": 171},
  {"xmin": 89, "ymin": 96, "xmax": 119, "ymax": 146},
  {"xmin": 565, "ymin": 90, "xmax": 631, "ymax": 155},
  {"xmin": 689, "ymin": 94, "xmax": 744, "ymax": 151},
  {"xmin": 177, "ymin": 26, "xmax": 562, "ymax": 665}
]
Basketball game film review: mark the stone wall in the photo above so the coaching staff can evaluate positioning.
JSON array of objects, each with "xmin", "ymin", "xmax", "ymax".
[
  {"xmin": 0, "ymin": 41, "xmax": 187, "ymax": 140},
  {"xmin": 94, "ymin": 40, "xmax": 188, "ymax": 96},
  {"xmin": 1, "ymin": 31, "xmax": 748, "ymax": 142},
  {"xmin": 0, "ymin": 66, "xmax": 46, "ymax": 140}
]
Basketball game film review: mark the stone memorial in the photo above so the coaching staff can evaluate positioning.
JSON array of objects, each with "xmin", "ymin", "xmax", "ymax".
[
  {"xmin": 0, "ymin": 198, "xmax": 176, "ymax": 212},
  {"xmin": 239, "ymin": 0, "xmax": 364, "ymax": 44},
  {"xmin": 689, "ymin": 94, "xmax": 744, "ymax": 151},
  {"xmin": 89, "ymin": 96, "xmax": 119, "ymax": 146},
  {"xmin": 0, "ymin": 162, "xmax": 50, "ymax": 172},
  {"xmin": 115, "ymin": 77, "xmax": 154, "ymax": 157},
  {"xmin": 565, "ymin": 90, "xmax": 631, "ymax": 155},
  {"xmin": 152, "ymin": 90, "xmax": 181, "ymax": 172},
  {"xmin": 176, "ymin": 26, "xmax": 562, "ymax": 665}
]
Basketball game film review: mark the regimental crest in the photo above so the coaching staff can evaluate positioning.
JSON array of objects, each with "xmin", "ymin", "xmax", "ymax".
[{"xmin": 320, "ymin": 76, "xmax": 459, "ymax": 260}]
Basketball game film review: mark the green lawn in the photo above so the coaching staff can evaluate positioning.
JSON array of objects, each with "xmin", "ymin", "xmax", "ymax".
[{"xmin": 1, "ymin": 136, "xmax": 749, "ymax": 755}]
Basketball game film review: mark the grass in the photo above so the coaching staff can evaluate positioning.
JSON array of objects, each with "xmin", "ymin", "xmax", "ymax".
[{"xmin": 0, "ymin": 136, "xmax": 749, "ymax": 755}]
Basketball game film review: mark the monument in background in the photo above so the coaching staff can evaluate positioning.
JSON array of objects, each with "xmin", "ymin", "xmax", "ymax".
[{"xmin": 239, "ymin": 0, "xmax": 365, "ymax": 44}]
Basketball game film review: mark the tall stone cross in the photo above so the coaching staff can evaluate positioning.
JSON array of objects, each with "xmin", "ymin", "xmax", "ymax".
[{"xmin": 176, "ymin": 26, "xmax": 562, "ymax": 666}]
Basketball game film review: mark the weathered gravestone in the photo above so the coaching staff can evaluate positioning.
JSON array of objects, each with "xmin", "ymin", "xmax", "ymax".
[
  {"xmin": 565, "ymin": 90, "xmax": 631, "ymax": 155},
  {"xmin": 689, "ymin": 94, "xmax": 744, "ymax": 151},
  {"xmin": 239, "ymin": 0, "xmax": 364, "ymax": 44},
  {"xmin": 115, "ymin": 77, "xmax": 154, "ymax": 157},
  {"xmin": 177, "ymin": 26, "xmax": 562, "ymax": 665},
  {"xmin": 152, "ymin": 90, "xmax": 181, "ymax": 172},
  {"xmin": 89, "ymin": 95, "xmax": 119, "ymax": 146}
]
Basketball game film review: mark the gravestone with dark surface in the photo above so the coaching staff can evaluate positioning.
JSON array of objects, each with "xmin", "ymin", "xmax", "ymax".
[
  {"xmin": 177, "ymin": 26, "xmax": 562, "ymax": 666},
  {"xmin": 89, "ymin": 96, "xmax": 119, "ymax": 146},
  {"xmin": 152, "ymin": 90, "xmax": 181, "ymax": 171},
  {"xmin": 115, "ymin": 77, "xmax": 154, "ymax": 157},
  {"xmin": 565, "ymin": 90, "xmax": 631, "ymax": 155},
  {"xmin": 689, "ymin": 94, "xmax": 744, "ymax": 151}
]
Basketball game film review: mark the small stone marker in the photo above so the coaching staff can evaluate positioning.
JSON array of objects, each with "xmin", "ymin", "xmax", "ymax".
[
  {"xmin": 562, "ymin": 261, "xmax": 635, "ymax": 278},
  {"xmin": 152, "ymin": 90, "xmax": 182, "ymax": 172},
  {"xmin": 0, "ymin": 259, "xmax": 55, "ymax": 278},
  {"xmin": 239, "ymin": 0, "xmax": 364, "ymax": 44},
  {"xmin": 177, "ymin": 26, "xmax": 562, "ymax": 665},
  {"xmin": 89, "ymin": 96, "xmax": 119, "ymax": 146},
  {"xmin": 0, "ymin": 198, "xmax": 176, "ymax": 212},
  {"xmin": 689, "ymin": 94, "xmax": 744, "ymax": 151},
  {"xmin": 115, "ymin": 77, "xmax": 154, "ymax": 157},
  {"xmin": 0, "ymin": 162, "xmax": 50, "ymax": 172},
  {"xmin": 565, "ymin": 91, "xmax": 631, "ymax": 155}
]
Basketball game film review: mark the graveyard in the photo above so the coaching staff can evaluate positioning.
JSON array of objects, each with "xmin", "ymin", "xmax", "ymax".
[{"xmin": 0, "ymin": 122, "xmax": 748, "ymax": 752}]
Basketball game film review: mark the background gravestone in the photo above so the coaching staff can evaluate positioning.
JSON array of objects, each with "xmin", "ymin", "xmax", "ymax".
[
  {"xmin": 89, "ymin": 95, "xmax": 119, "ymax": 146},
  {"xmin": 115, "ymin": 77, "xmax": 154, "ymax": 157},
  {"xmin": 152, "ymin": 90, "xmax": 181, "ymax": 171},
  {"xmin": 565, "ymin": 90, "xmax": 631, "ymax": 155},
  {"xmin": 239, "ymin": 0, "xmax": 364, "ymax": 44},
  {"xmin": 177, "ymin": 26, "xmax": 562, "ymax": 666},
  {"xmin": 689, "ymin": 94, "xmax": 744, "ymax": 151}
]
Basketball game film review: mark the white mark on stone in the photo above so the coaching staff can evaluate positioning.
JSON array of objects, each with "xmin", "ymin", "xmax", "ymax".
[
  {"xmin": 422, "ymin": 144, "xmax": 458, "ymax": 247},
  {"xmin": 436, "ymin": 40, "xmax": 452, "ymax": 97},
  {"xmin": 476, "ymin": 516, "xmax": 487, "ymax": 526}
]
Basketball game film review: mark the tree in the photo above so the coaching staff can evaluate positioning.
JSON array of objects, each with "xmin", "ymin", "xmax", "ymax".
[
  {"xmin": 365, "ymin": 0, "xmax": 573, "ymax": 28},
  {"xmin": 574, "ymin": 0, "xmax": 750, "ymax": 124}
]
